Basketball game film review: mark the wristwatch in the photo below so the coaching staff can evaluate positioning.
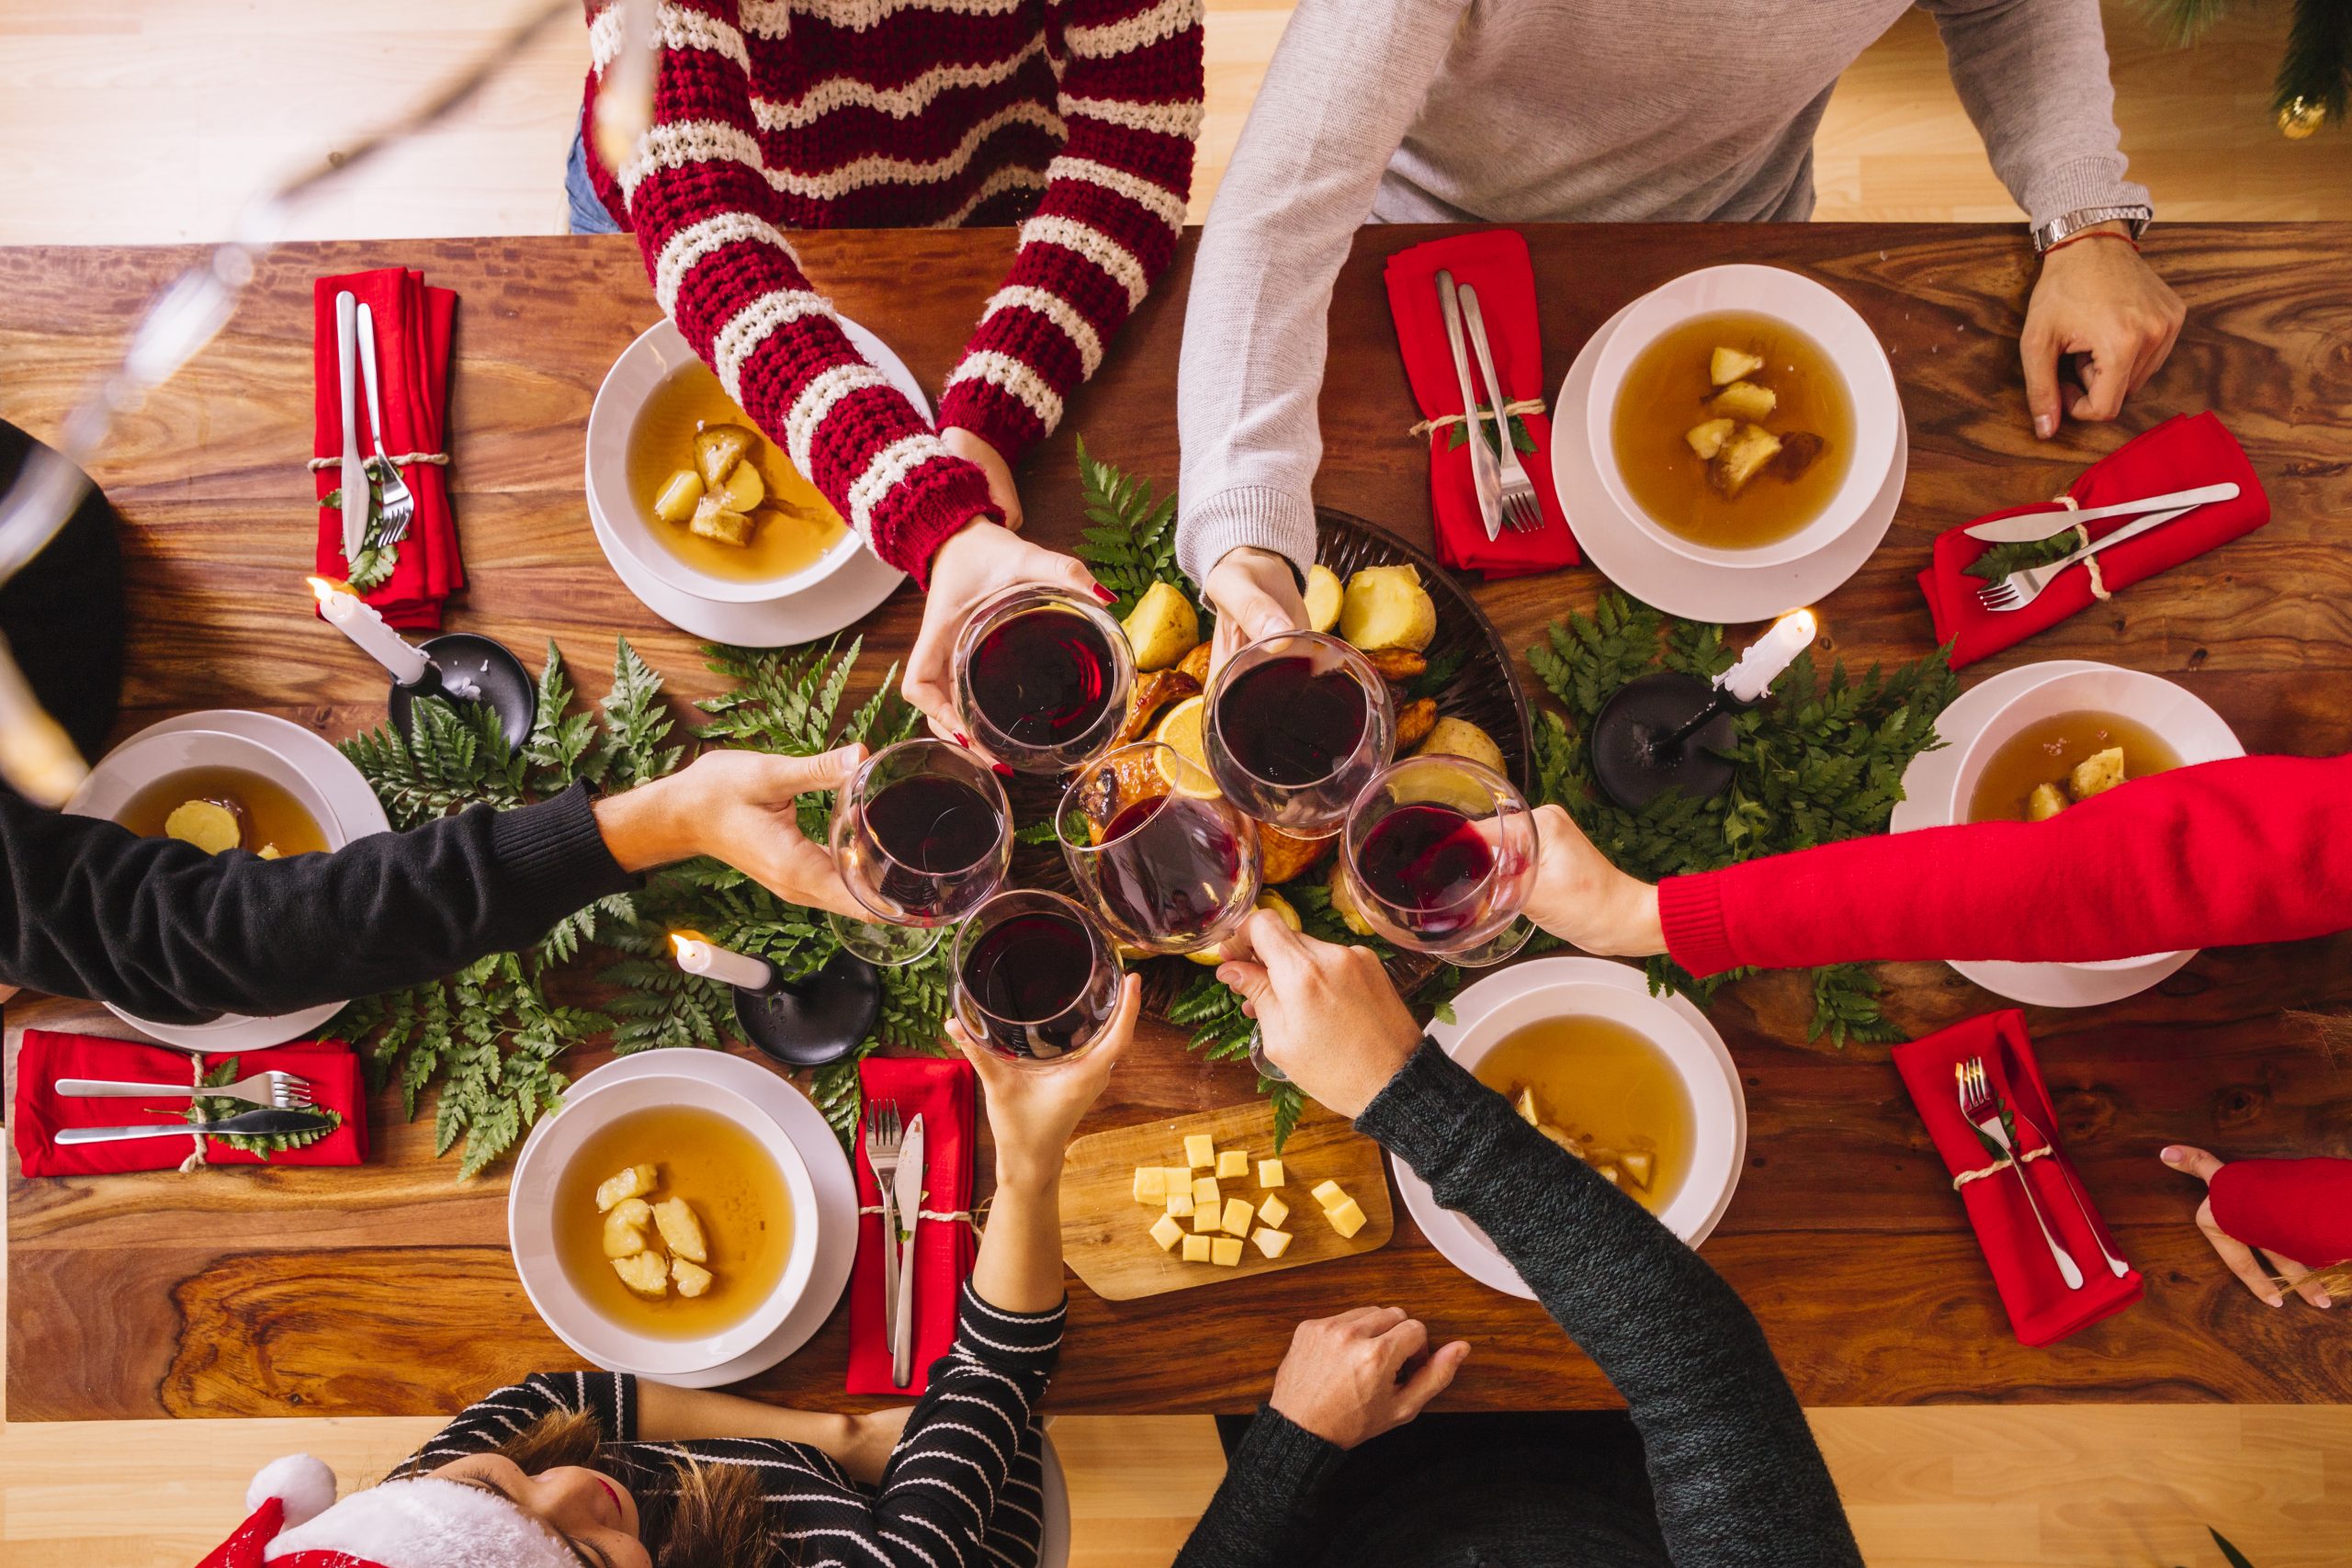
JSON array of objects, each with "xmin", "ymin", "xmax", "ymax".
[{"xmin": 2031, "ymin": 203, "xmax": 2153, "ymax": 254}]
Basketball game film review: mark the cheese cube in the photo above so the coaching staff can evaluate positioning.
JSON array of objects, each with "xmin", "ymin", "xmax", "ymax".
[
  {"xmin": 1326, "ymin": 1197, "xmax": 1368, "ymax": 1239},
  {"xmin": 1221, "ymin": 1197, "xmax": 1255, "ymax": 1235},
  {"xmin": 1310, "ymin": 1179, "xmax": 1348, "ymax": 1212},
  {"xmin": 1256, "ymin": 1158, "xmax": 1284, "ymax": 1189},
  {"xmin": 1162, "ymin": 1166, "xmax": 1195, "ymax": 1195},
  {"xmin": 1183, "ymin": 1134, "xmax": 1216, "ymax": 1168},
  {"xmin": 1193, "ymin": 1176, "xmax": 1222, "ymax": 1208},
  {"xmin": 1165, "ymin": 1190, "xmax": 1196, "ymax": 1218},
  {"xmin": 1193, "ymin": 1204, "xmax": 1222, "ymax": 1233},
  {"xmin": 1250, "ymin": 1227, "xmax": 1293, "ymax": 1259},
  {"xmin": 1149, "ymin": 1213, "xmax": 1185, "ymax": 1251},
  {"xmin": 1181, "ymin": 1234, "xmax": 1212, "ymax": 1263},
  {"xmin": 1210, "ymin": 1236, "xmax": 1244, "ymax": 1268},
  {"xmin": 1133, "ymin": 1167, "xmax": 1168, "ymax": 1204},
  {"xmin": 1216, "ymin": 1149, "xmax": 1249, "ymax": 1179},
  {"xmin": 1259, "ymin": 1194, "xmax": 1291, "ymax": 1229}
]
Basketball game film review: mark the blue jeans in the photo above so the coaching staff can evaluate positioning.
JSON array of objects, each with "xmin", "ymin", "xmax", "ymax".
[{"xmin": 566, "ymin": 130, "xmax": 623, "ymax": 235}]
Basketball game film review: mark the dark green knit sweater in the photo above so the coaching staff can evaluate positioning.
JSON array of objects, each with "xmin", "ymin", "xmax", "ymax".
[{"xmin": 1175, "ymin": 1040, "xmax": 1863, "ymax": 1568}]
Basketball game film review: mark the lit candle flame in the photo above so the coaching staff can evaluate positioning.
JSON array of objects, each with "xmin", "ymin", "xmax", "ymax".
[{"xmin": 305, "ymin": 574, "xmax": 352, "ymax": 604}]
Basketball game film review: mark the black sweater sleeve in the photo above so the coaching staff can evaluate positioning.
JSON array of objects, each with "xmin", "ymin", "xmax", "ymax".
[
  {"xmin": 0, "ymin": 785, "xmax": 634, "ymax": 1022},
  {"xmin": 1361, "ymin": 1040, "xmax": 1861, "ymax": 1568}
]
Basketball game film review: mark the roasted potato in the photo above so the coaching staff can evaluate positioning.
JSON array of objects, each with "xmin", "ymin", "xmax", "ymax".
[
  {"xmin": 671, "ymin": 1258, "xmax": 715, "ymax": 1297},
  {"xmin": 1415, "ymin": 716, "xmax": 1508, "ymax": 775},
  {"xmin": 1709, "ymin": 380, "xmax": 1778, "ymax": 423},
  {"xmin": 652, "ymin": 468, "xmax": 706, "ymax": 525},
  {"xmin": 1394, "ymin": 696, "xmax": 1438, "ymax": 750},
  {"xmin": 164, "ymin": 798, "xmax": 245, "ymax": 855},
  {"xmin": 603, "ymin": 1198, "xmax": 654, "ymax": 1259},
  {"xmin": 1113, "ymin": 668, "xmax": 1201, "ymax": 747},
  {"xmin": 1256, "ymin": 822, "xmax": 1335, "ymax": 886},
  {"xmin": 1710, "ymin": 424, "xmax": 1782, "ymax": 498},
  {"xmin": 695, "ymin": 424, "xmax": 755, "ymax": 486},
  {"xmin": 652, "ymin": 1197, "xmax": 708, "ymax": 1264},
  {"xmin": 1340, "ymin": 565, "xmax": 1437, "ymax": 652},
  {"xmin": 716, "ymin": 457, "xmax": 766, "ymax": 513},
  {"xmin": 688, "ymin": 493, "xmax": 757, "ymax": 546},
  {"xmin": 1304, "ymin": 564, "xmax": 1344, "ymax": 634},
  {"xmin": 1684, "ymin": 417, "xmax": 1736, "ymax": 461},
  {"xmin": 595, "ymin": 1164, "xmax": 659, "ymax": 1212},
  {"xmin": 2027, "ymin": 782, "xmax": 2069, "ymax": 821},
  {"xmin": 611, "ymin": 1251, "xmax": 670, "ymax": 1296},
  {"xmin": 1122, "ymin": 581, "xmax": 1202, "ymax": 671},
  {"xmin": 1710, "ymin": 347, "xmax": 1764, "ymax": 386}
]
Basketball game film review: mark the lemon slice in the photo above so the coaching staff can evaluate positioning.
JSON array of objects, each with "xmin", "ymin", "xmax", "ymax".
[
  {"xmin": 1187, "ymin": 891, "xmax": 1302, "ymax": 964},
  {"xmin": 1151, "ymin": 695, "xmax": 1220, "ymax": 797}
]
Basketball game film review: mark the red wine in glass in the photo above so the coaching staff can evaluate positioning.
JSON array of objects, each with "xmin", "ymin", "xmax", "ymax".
[
  {"xmin": 864, "ymin": 773, "xmax": 1001, "ymax": 911},
  {"xmin": 952, "ymin": 890, "xmax": 1122, "ymax": 1062},
  {"xmin": 1352, "ymin": 802, "xmax": 1492, "ymax": 939},
  {"xmin": 1217, "ymin": 655, "xmax": 1371, "ymax": 785},
  {"xmin": 968, "ymin": 607, "xmax": 1117, "ymax": 742},
  {"xmin": 1092, "ymin": 794, "xmax": 1248, "ymax": 944}
]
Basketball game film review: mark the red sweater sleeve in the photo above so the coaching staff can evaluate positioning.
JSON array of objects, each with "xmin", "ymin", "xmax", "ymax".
[
  {"xmin": 933, "ymin": 0, "xmax": 1204, "ymax": 461},
  {"xmin": 2208, "ymin": 1158, "xmax": 2352, "ymax": 1269},
  {"xmin": 1658, "ymin": 753, "xmax": 2352, "ymax": 977},
  {"xmin": 605, "ymin": 0, "xmax": 1001, "ymax": 582}
]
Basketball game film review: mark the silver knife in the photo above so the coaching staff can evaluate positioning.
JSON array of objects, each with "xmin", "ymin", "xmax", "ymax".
[
  {"xmin": 57, "ymin": 1107, "xmax": 334, "ymax": 1145},
  {"xmin": 335, "ymin": 289, "xmax": 368, "ymax": 562},
  {"xmin": 891, "ymin": 1112, "xmax": 926, "ymax": 1388},
  {"xmin": 1435, "ymin": 270, "xmax": 1503, "ymax": 543},
  {"xmin": 1997, "ymin": 1038, "xmax": 2130, "ymax": 1280},
  {"xmin": 1962, "ymin": 481, "xmax": 2239, "ymax": 543}
]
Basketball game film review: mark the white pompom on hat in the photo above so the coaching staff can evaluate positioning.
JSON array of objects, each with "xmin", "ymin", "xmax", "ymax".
[
  {"xmin": 246, "ymin": 1454, "xmax": 338, "ymax": 1531},
  {"xmin": 197, "ymin": 1456, "xmax": 580, "ymax": 1568}
]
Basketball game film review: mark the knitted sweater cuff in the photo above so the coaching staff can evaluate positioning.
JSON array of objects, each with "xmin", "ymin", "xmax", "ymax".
[
  {"xmin": 936, "ymin": 382, "xmax": 1041, "ymax": 475},
  {"xmin": 485, "ymin": 786, "xmax": 637, "ymax": 919},
  {"xmin": 1227, "ymin": 1405, "xmax": 1349, "ymax": 1507},
  {"xmin": 876, "ymin": 457, "xmax": 1003, "ymax": 586},
  {"xmin": 1176, "ymin": 485, "xmax": 1318, "ymax": 589},
  {"xmin": 1355, "ymin": 1037, "xmax": 1486, "ymax": 1181},
  {"xmin": 1657, "ymin": 872, "xmax": 1739, "ymax": 978}
]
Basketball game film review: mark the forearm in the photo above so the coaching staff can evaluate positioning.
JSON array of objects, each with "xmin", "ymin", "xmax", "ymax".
[
  {"xmin": 1660, "ymin": 754, "xmax": 2352, "ymax": 977},
  {"xmin": 1171, "ymin": 1407, "xmax": 1346, "ymax": 1568},
  {"xmin": 971, "ymin": 1171, "xmax": 1066, "ymax": 1315},
  {"xmin": 1360, "ymin": 1043, "xmax": 1861, "ymax": 1567},
  {"xmin": 634, "ymin": 1381, "xmax": 855, "ymax": 1450},
  {"xmin": 1173, "ymin": 0, "xmax": 1460, "ymax": 586}
]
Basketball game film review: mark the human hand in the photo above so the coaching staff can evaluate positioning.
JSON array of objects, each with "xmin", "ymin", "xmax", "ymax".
[
  {"xmin": 948, "ymin": 973, "xmax": 1141, "ymax": 1190},
  {"xmin": 1215, "ymin": 912, "xmax": 1423, "ymax": 1118},
  {"xmin": 1269, "ymin": 1305, "xmax": 1470, "ymax": 1450},
  {"xmin": 2161, "ymin": 1145, "xmax": 2334, "ymax": 1310},
  {"xmin": 835, "ymin": 1406, "xmax": 914, "ymax": 1486},
  {"xmin": 1521, "ymin": 805, "xmax": 1664, "ymax": 956},
  {"xmin": 902, "ymin": 518, "xmax": 1114, "ymax": 748},
  {"xmin": 592, "ymin": 745, "xmax": 867, "ymax": 919},
  {"xmin": 1204, "ymin": 547, "xmax": 1309, "ymax": 675},
  {"xmin": 942, "ymin": 426, "xmax": 1023, "ymax": 534},
  {"xmin": 2021, "ymin": 227, "xmax": 2186, "ymax": 439}
]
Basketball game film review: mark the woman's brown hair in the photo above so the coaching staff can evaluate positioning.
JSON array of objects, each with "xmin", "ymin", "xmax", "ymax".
[{"xmin": 395, "ymin": 1410, "xmax": 777, "ymax": 1568}]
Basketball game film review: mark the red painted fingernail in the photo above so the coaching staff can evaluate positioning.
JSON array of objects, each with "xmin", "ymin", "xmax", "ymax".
[
  {"xmin": 991, "ymin": 761, "xmax": 1015, "ymax": 778},
  {"xmin": 1091, "ymin": 584, "xmax": 1117, "ymax": 605},
  {"xmin": 953, "ymin": 731, "xmax": 972, "ymax": 749}
]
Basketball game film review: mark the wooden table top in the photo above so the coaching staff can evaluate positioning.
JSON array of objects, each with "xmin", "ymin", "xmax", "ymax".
[{"xmin": 6, "ymin": 224, "xmax": 2351, "ymax": 1423}]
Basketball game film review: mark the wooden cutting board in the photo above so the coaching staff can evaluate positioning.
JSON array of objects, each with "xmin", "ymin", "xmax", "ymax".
[{"xmin": 1059, "ymin": 1100, "xmax": 1393, "ymax": 1300}]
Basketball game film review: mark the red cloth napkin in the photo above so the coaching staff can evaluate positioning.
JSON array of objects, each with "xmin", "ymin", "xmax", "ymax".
[
  {"xmin": 1917, "ymin": 412, "xmax": 2267, "ymax": 669},
  {"xmin": 847, "ymin": 1055, "xmax": 978, "ymax": 1396},
  {"xmin": 2209, "ymin": 1157, "xmax": 2352, "ymax": 1269},
  {"xmin": 11, "ymin": 1030, "xmax": 370, "ymax": 1177},
  {"xmin": 312, "ymin": 268, "xmax": 463, "ymax": 630},
  {"xmin": 1891, "ymin": 1010, "xmax": 2142, "ymax": 1347},
  {"xmin": 1382, "ymin": 231, "xmax": 1578, "ymax": 579}
]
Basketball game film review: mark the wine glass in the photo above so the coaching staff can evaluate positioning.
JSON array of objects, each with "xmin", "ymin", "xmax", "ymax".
[
  {"xmin": 951, "ymin": 888, "xmax": 1125, "ymax": 1065},
  {"xmin": 1203, "ymin": 631, "xmax": 1396, "ymax": 832},
  {"xmin": 828, "ymin": 738, "xmax": 1011, "ymax": 964},
  {"xmin": 1339, "ymin": 753, "xmax": 1535, "ymax": 966},
  {"xmin": 1057, "ymin": 740, "xmax": 1261, "ymax": 955},
  {"xmin": 954, "ymin": 585, "xmax": 1136, "ymax": 774}
]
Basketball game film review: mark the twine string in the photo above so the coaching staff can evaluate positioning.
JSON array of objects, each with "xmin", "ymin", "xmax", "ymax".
[
  {"xmin": 2048, "ymin": 493, "xmax": 2110, "ymax": 601},
  {"xmin": 178, "ymin": 1055, "xmax": 210, "ymax": 1174},
  {"xmin": 1408, "ymin": 397, "xmax": 1545, "ymax": 439},
  {"xmin": 1952, "ymin": 1143, "xmax": 2052, "ymax": 1191},
  {"xmin": 306, "ymin": 452, "xmax": 449, "ymax": 474}
]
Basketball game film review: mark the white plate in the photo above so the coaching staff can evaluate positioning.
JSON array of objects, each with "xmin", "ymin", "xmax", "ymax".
[
  {"xmin": 1396, "ymin": 955, "xmax": 1747, "ymax": 1300},
  {"xmin": 1551, "ymin": 300, "xmax": 1907, "ymax": 623},
  {"xmin": 514, "ymin": 1050, "xmax": 857, "ymax": 1389},
  {"xmin": 584, "ymin": 316, "xmax": 910, "ymax": 647},
  {"xmin": 1888, "ymin": 660, "xmax": 2201, "ymax": 1007},
  {"xmin": 63, "ymin": 710, "xmax": 390, "ymax": 1052}
]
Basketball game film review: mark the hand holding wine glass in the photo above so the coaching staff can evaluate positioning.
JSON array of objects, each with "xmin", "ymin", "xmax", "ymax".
[
  {"xmin": 591, "ymin": 744, "xmax": 869, "ymax": 919},
  {"xmin": 827, "ymin": 738, "xmax": 1010, "ymax": 963},
  {"xmin": 1204, "ymin": 546, "xmax": 1309, "ymax": 676},
  {"xmin": 1215, "ymin": 911, "xmax": 1424, "ymax": 1119},
  {"xmin": 1521, "ymin": 803, "xmax": 1665, "ymax": 956},
  {"xmin": 902, "ymin": 518, "xmax": 1116, "ymax": 747},
  {"xmin": 1340, "ymin": 754, "xmax": 1536, "ymax": 966},
  {"xmin": 948, "ymin": 971, "xmax": 1140, "ymax": 1188}
]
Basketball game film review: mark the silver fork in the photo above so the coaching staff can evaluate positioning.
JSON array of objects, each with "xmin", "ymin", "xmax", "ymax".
[
  {"xmin": 864, "ymin": 1099, "xmax": 904, "ymax": 1353},
  {"xmin": 55, "ymin": 1070, "xmax": 314, "ymax": 1110},
  {"xmin": 1973, "ymin": 502, "xmax": 2193, "ymax": 613},
  {"xmin": 1957, "ymin": 1058, "xmax": 2083, "ymax": 1290},
  {"xmin": 1457, "ymin": 285, "xmax": 1543, "ymax": 534},
  {"xmin": 356, "ymin": 301, "xmax": 418, "ymax": 546}
]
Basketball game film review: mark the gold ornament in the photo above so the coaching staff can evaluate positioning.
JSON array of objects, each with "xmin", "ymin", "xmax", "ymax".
[{"xmin": 2278, "ymin": 96, "xmax": 2325, "ymax": 140}]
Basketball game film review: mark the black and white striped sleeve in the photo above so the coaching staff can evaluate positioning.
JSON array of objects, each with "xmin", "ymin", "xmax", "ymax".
[
  {"xmin": 867, "ymin": 1280, "xmax": 1064, "ymax": 1567},
  {"xmin": 406, "ymin": 1371, "xmax": 639, "ymax": 1469}
]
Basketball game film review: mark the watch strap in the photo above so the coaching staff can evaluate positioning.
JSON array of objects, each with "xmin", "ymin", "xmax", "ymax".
[{"xmin": 2033, "ymin": 204, "xmax": 2153, "ymax": 254}]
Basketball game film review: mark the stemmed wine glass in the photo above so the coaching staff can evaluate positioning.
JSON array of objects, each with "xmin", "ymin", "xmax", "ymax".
[
  {"xmin": 828, "ymin": 738, "xmax": 1012, "ymax": 964},
  {"xmin": 1203, "ymin": 631, "xmax": 1396, "ymax": 833},
  {"xmin": 1057, "ymin": 740, "xmax": 1261, "ymax": 955},
  {"xmin": 951, "ymin": 888, "xmax": 1125, "ymax": 1065},
  {"xmin": 954, "ymin": 584, "xmax": 1136, "ymax": 774},
  {"xmin": 1338, "ymin": 753, "xmax": 1536, "ymax": 967}
]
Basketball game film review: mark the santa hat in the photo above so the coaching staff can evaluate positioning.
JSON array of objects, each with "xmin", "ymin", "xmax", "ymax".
[{"xmin": 195, "ymin": 1454, "xmax": 579, "ymax": 1568}]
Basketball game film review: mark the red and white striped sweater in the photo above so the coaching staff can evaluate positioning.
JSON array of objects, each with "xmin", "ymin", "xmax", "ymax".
[{"xmin": 581, "ymin": 0, "xmax": 1204, "ymax": 581}]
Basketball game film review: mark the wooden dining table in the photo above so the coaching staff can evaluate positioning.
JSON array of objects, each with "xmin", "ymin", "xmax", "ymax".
[{"xmin": 6, "ymin": 222, "xmax": 2350, "ymax": 1423}]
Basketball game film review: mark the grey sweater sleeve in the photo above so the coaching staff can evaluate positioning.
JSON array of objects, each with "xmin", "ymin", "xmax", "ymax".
[
  {"xmin": 1358, "ymin": 1040, "xmax": 1862, "ymax": 1568},
  {"xmin": 1922, "ymin": 0, "xmax": 2150, "ymax": 227},
  {"xmin": 1172, "ymin": 0, "xmax": 1466, "ymax": 588}
]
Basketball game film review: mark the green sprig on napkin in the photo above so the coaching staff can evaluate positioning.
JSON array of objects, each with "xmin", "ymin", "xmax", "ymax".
[{"xmin": 183, "ymin": 1056, "xmax": 343, "ymax": 1156}]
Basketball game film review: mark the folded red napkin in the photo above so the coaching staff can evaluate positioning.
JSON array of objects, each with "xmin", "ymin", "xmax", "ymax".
[
  {"xmin": 312, "ymin": 268, "xmax": 463, "ymax": 631},
  {"xmin": 1918, "ymin": 412, "xmax": 2267, "ymax": 669},
  {"xmin": 11, "ymin": 1031, "xmax": 371, "ymax": 1177},
  {"xmin": 847, "ymin": 1055, "xmax": 978, "ymax": 1396},
  {"xmin": 1382, "ymin": 231, "xmax": 1578, "ymax": 579},
  {"xmin": 2209, "ymin": 1157, "xmax": 2352, "ymax": 1269},
  {"xmin": 1891, "ymin": 1010, "xmax": 2142, "ymax": 1347}
]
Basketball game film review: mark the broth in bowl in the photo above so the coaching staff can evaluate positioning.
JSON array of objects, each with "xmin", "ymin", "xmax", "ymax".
[
  {"xmin": 553, "ymin": 1104, "xmax": 794, "ymax": 1339},
  {"xmin": 1611, "ymin": 310, "xmax": 1853, "ymax": 551},
  {"xmin": 626, "ymin": 361, "xmax": 848, "ymax": 584},
  {"xmin": 119, "ymin": 765, "xmax": 330, "ymax": 858},
  {"xmin": 1966, "ymin": 710, "xmax": 2181, "ymax": 824},
  {"xmin": 1473, "ymin": 1014, "xmax": 1692, "ymax": 1214}
]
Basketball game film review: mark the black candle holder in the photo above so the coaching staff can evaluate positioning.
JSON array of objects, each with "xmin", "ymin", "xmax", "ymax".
[
  {"xmin": 1589, "ymin": 670, "xmax": 1743, "ymax": 811},
  {"xmin": 732, "ymin": 951, "xmax": 883, "ymax": 1068},
  {"xmin": 388, "ymin": 632, "xmax": 537, "ymax": 755}
]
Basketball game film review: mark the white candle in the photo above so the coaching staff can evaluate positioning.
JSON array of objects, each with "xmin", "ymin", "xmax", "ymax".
[
  {"xmin": 308, "ymin": 576, "xmax": 432, "ymax": 686},
  {"xmin": 1718, "ymin": 609, "xmax": 1817, "ymax": 704},
  {"xmin": 671, "ymin": 932, "xmax": 775, "ymax": 992}
]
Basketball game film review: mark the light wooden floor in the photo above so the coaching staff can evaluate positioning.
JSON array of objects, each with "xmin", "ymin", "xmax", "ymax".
[{"xmin": 4, "ymin": 3, "xmax": 2349, "ymax": 1565}]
